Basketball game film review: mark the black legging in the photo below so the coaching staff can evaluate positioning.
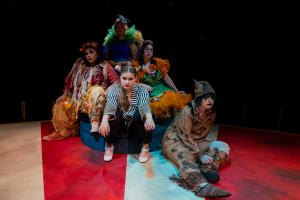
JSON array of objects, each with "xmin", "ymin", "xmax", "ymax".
[{"xmin": 105, "ymin": 111, "xmax": 152, "ymax": 147}]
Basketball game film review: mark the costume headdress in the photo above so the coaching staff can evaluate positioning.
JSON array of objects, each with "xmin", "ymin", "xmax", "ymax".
[
  {"xmin": 79, "ymin": 41, "xmax": 99, "ymax": 52},
  {"xmin": 103, "ymin": 14, "xmax": 144, "ymax": 47},
  {"xmin": 190, "ymin": 80, "xmax": 216, "ymax": 113},
  {"xmin": 194, "ymin": 80, "xmax": 216, "ymax": 100},
  {"xmin": 142, "ymin": 40, "xmax": 154, "ymax": 48},
  {"xmin": 114, "ymin": 14, "xmax": 128, "ymax": 26}
]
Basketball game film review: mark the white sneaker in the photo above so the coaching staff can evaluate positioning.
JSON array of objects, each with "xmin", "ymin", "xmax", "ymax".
[
  {"xmin": 104, "ymin": 145, "xmax": 114, "ymax": 162},
  {"xmin": 139, "ymin": 147, "xmax": 150, "ymax": 163}
]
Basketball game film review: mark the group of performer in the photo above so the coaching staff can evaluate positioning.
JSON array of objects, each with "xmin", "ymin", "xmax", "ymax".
[{"xmin": 42, "ymin": 14, "xmax": 231, "ymax": 198}]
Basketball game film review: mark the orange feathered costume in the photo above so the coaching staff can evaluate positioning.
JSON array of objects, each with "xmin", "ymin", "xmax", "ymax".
[{"xmin": 132, "ymin": 57, "xmax": 192, "ymax": 118}]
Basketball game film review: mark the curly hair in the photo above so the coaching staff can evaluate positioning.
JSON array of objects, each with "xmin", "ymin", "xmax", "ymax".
[
  {"xmin": 138, "ymin": 40, "xmax": 157, "ymax": 65},
  {"xmin": 80, "ymin": 41, "xmax": 103, "ymax": 66},
  {"xmin": 81, "ymin": 41, "xmax": 99, "ymax": 51}
]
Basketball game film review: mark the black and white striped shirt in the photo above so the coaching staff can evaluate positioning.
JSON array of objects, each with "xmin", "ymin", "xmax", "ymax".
[{"xmin": 104, "ymin": 83, "xmax": 152, "ymax": 119}]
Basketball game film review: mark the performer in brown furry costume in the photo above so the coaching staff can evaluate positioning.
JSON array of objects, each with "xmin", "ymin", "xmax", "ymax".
[{"xmin": 162, "ymin": 80, "xmax": 231, "ymax": 198}]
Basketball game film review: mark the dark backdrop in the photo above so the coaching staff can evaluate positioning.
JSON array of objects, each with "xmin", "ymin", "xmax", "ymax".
[{"xmin": 1, "ymin": 1, "xmax": 299, "ymax": 133}]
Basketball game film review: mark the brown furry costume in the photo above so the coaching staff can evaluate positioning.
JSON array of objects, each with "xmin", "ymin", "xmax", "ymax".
[{"xmin": 162, "ymin": 81, "xmax": 231, "ymax": 198}]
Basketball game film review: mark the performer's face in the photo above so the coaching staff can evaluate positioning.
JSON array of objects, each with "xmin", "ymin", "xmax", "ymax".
[
  {"xmin": 201, "ymin": 96, "xmax": 214, "ymax": 110},
  {"xmin": 143, "ymin": 44, "xmax": 153, "ymax": 61},
  {"xmin": 115, "ymin": 22, "xmax": 126, "ymax": 38},
  {"xmin": 85, "ymin": 48, "xmax": 97, "ymax": 64},
  {"xmin": 120, "ymin": 72, "xmax": 136, "ymax": 90}
]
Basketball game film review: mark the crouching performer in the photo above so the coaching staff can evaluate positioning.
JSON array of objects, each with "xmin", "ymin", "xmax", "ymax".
[{"xmin": 162, "ymin": 80, "xmax": 231, "ymax": 198}]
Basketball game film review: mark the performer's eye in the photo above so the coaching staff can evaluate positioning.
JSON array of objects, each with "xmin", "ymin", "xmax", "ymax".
[{"xmin": 85, "ymin": 50, "xmax": 95, "ymax": 55}]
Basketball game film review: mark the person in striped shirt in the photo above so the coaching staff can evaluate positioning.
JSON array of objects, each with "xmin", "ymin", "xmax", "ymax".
[{"xmin": 99, "ymin": 65, "xmax": 155, "ymax": 162}]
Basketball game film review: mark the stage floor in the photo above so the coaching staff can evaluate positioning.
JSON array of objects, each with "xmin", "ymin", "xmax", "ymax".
[
  {"xmin": 0, "ymin": 121, "xmax": 44, "ymax": 200},
  {"xmin": 1, "ymin": 121, "xmax": 300, "ymax": 200}
]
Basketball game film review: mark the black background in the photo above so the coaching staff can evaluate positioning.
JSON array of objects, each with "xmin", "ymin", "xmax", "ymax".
[{"xmin": 1, "ymin": 1, "xmax": 299, "ymax": 133}]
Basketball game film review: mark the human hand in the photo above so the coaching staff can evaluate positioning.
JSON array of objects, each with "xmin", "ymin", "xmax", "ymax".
[
  {"xmin": 146, "ymin": 85, "xmax": 153, "ymax": 92},
  {"xmin": 115, "ymin": 64, "xmax": 121, "ymax": 72},
  {"xmin": 144, "ymin": 117, "xmax": 155, "ymax": 131},
  {"xmin": 200, "ymin": 155, "xmax": 213, "ymax": 164},
  {"xmin": 99, "ymin": 120, "xmax": 110, "ymax": 137}
]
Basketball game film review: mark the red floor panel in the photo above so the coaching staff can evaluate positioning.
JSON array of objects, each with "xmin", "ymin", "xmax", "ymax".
[
  {"xmin": 218, "ymin": 126, "xmax": 300, "ymax": 200},
  {"xmin": 41, "ymin": 122, "xmax": 127, "ymax": 200},
  {"xmin": 41, "ymin": 121, "xmax": 300, "ymax": 200}
]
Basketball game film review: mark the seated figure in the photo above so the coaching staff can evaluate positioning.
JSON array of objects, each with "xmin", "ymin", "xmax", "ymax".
[{"xmin": 162, "ymin": 80, "xmax": 231, "ymax": 198}]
